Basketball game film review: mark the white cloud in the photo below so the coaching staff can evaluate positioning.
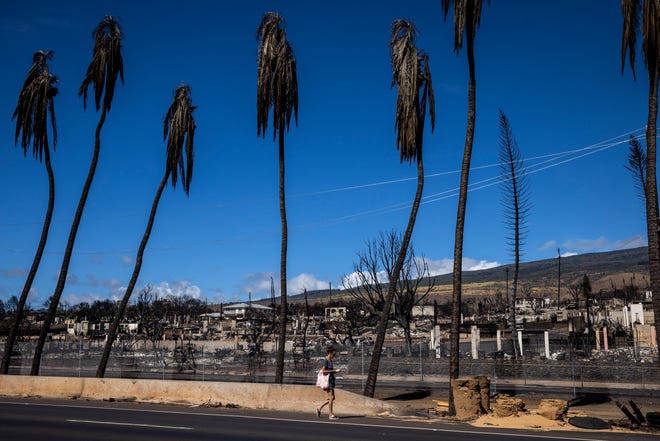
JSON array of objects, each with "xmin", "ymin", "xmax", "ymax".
[
  {"xmin": 240, "ymin": 272, "xmax": 276, "ymax": 298},
  {"xmin": 340, "ymin": 270, "xmax": 388, "ymax": 289},
  {"xmin": 288, "ymin": 273, "xmax": 329, "ymax": 295},
  {"xmin": 2, "ymin": 268, "xmax": 26, "ymax": 278},
  {"xmin": 539, "ymin": 240, "xmax": 558, "ymax": 251},
  {"xmin": 423, "ymin": 257, "xmax": 454, "ymax": 276},
  {"xmin": 121, "ymin": 255, "xmax": 132, "ymax": 266},
  {"xmin": 463, "ymin": 258, "xmax": 500, "ymax": 271},
  {"xmin": 613, "ymin": 235, "xmax": 646, "ymax": 250},
  {"xmin": 109, "ymin": 280, "xmax": 202, "ymax": 301},
  {"xmin": 61, "ymin": 292, "xmax": 104, "ymax": 306},
  {"xmin": 340, "ymin": 256, "xmax": 500, "ymax": 288},
  {"xmin": 240, "ymin": 272, "xmax": 330, "ymax": 299},
  {"xmin": 150, "ymin": 280, "xmax": 202, "ymax": 300},
  {"xmin": 422, "ymin": 257, "xmax": 499, "ymax": 276},
  {"xmin": 54, "ymin": 270, "xmax": 79, "ymax": 285},
  {"xmin": 559, "ymin": 235, "xmax": 646, "ymax": 255}
]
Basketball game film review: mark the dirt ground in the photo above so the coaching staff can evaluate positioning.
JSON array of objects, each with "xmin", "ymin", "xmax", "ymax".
[{"xmin": 374, "ymin": 387, "xmax": 660, "ymax": 434}]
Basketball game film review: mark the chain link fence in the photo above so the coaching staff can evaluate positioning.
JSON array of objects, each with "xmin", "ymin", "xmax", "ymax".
[{"xmin": 2, "ymin": 339, "xmax": 657, "ymax": 395}]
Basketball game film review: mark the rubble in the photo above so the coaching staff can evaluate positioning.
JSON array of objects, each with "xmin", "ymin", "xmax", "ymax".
[
  {"xmin": 537, "ymin": 399, "xmax": 568, "ymax": 420},
  {"xmin": 492, "ymin": 393, "xmax": 526, "ymax": 417}
]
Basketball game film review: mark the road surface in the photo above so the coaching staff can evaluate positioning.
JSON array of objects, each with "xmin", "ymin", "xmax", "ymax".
[{"xmin": 0, "ymin": 398, "xmax": 640, "ymax": 441}]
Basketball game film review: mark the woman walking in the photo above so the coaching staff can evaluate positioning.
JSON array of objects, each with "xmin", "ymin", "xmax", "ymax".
[{"xmin": 316, "ymin": 344, "xmax": 341, "ymax": 420}]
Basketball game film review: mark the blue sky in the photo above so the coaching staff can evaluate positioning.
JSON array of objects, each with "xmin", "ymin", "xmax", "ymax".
[{"xmin": 0, "ymin": 1, "xmax": 651, "ymax": 307}]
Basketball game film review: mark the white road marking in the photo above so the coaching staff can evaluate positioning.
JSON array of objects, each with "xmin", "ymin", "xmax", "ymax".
[{"xmin": 66, "ymin": 419, "xmax": 193, "ymax": 430}]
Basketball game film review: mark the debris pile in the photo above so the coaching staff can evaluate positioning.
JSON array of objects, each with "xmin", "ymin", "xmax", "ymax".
[
  {"xmin": 492, "ymin": 393, "xmax": 526, "ymax": 417},
  {"xmin": 538, "ymin": 399, "xmax": 569, "ymax": 421}
]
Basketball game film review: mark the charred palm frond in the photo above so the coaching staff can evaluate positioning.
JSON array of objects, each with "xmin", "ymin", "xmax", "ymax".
[
  {"xmin": 626, "ymin": 134, "xmax": 647, "ymax": 202},
  {"xmin": 621, "ymin": 0, "xmax": 660, "ymax": 79},
  {"xmin": 390, "ymin": 19, "xmax": 435, "ymax": 163},
  {"xmin": 621, "ymin": 0, "xmax": 641, "ymax": 79},
  {"xmin": 163, "ymin": 85, "xmax": 197, "ymax": 195},
  {"xmin": 256, "ymin": 12, "xmax": 298, "ymax": 140},
  {"xmin": 442, "ymin": 0, "xmax": 488, "ymax": 53},
  {"xmin": 12, "ymin": 50, "xmax": 58, "ymax": 160},
  {"xmin": 79, "ymin": 15, "xmax": 124, "ymax": 111}
]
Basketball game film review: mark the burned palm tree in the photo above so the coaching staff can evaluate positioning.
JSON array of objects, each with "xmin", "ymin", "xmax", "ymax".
[
  {"xmin": 621, "ymin": 0, "xmax": 660, "ymax": 353},
  {"xmin": 442, "ymin": 0, "xmax": 488, "ymax": 414},
  {"xmin": 363, "ymin": 19, "xmax": 434, "ymax": 398},
  {"xmin": 31, "ymin": 16, "xmax": 123, "ymax": 375},
  {"xmin": 96, "ymin": 85, "xmax": 196, "ymax": 378},
  {"xmin": 2, "ymin": 51, "xmax": 58, "ymax": 374},
  {"xmin": 256, "ymin": 11, "xmax": 299, "ymax": 384},
  {"xmin": 498, "ymin": 109, "xmax": 529, "ymax": 358}
]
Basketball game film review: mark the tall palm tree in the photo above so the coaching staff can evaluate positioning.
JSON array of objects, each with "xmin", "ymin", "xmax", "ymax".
[
  {"xmin": 1, "ymin": 51, "xmax": 58, "ymax": 374},
  {"xmin": 31, "ymin": 16, "xmax": 123, "ymax": 375},
  {"xmin": 442, "ymin": 0, "xmax": 487, "ymax": 414},
  {"xmin": 97, "ymin": 85, "xmax": 196, "ymax": 378},
  {"xmin": 621, "ymin": 0, "xmax": 660, "ymax": 342},
  {"xmin": 256, "ymin": 11, "xmax": 299, "ymax": 384},
  {"xmin": 363, "ymin": 19, "xmax": 435, "ymax": 398}
]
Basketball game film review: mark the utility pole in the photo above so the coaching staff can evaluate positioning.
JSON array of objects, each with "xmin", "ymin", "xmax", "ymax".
[
  {"xmin": 505, "ymin": 267, "xmax": 509, "ymax": 307},
  {"xmin": 557, "ymin": 248, "xmax": 561, "ymax": 310},
  {"xmin": 270, "ymin": 276, "xmax": 276, "ymax": 308}
]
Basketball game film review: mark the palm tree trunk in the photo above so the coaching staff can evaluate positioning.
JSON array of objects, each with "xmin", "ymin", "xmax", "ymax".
[
  {"xmin": 364, "ymin": 153, "xmax": 424, "ymax": 398},
  {"xmin": 645, "ymin": 65, "xmax": 660, "ymax": 363},
  {"xmin": 449, "ymin": 31, "xmax": 477, "ymax": 415},
  {"xmin": 31, "ymin": 107, "xmax": 107, "ymax": 376},
  {"xmin": 97, "ymin": 172, "xmax": 169, "ymax": 378},
  {"xmin": 1, "ymin": 148, "xmax": 55, "ymax": 374},
  {"xmin": 275, "ymin": 129, "xmax": 288, "ymax": 384},
  {"xmin": 510, "ymin": 177, "xmax": 521, "ymax": 359}
]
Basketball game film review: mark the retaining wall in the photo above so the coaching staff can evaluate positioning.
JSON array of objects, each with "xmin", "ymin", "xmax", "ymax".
[{"xmin": 0, "ymin": 374, "xmax": 404, "ymax": 417}]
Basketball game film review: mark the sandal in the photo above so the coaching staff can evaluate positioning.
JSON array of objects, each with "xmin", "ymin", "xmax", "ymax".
[
  {"xmin": 316, "ymin": 407, "xmax": 321, "ymax": 417},
  {"xmin": 329, "ymin": 415, "xmax": 339, "ymax": 420}
]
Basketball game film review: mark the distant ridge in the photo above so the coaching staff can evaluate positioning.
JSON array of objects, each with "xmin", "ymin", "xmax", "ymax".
[
  {"xmin": 282, "ymin": 247, "xmax": 649, "ymax": 303},
  {"xmin": 430, "ymin": 246, "xmax": 649, "ymax": 286}
]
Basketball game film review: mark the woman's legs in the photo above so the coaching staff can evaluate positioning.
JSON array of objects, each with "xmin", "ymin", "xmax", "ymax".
[
  {"xmin": 317, "ymin": 389, "xmax": 334, "ymax": 416},
  {"xmin": 327, "ymin": 390, "xmax": 335, "ymax": 417}
]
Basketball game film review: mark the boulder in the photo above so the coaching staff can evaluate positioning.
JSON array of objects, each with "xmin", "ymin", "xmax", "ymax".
[
  {"xmin": 537, "ymin": 399, "xmax": 569, "ymax": 420},
  {"xmin": 492, "ymin": 393, "xmax": 526, "ymax": 417}
]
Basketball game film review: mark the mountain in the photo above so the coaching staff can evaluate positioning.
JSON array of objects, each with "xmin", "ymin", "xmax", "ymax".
[
  {"xmin": 432, "ymin": 246, "xmax": 648, "ymax": 286},
  {"xmin": 288, "ymin": 246, "xmax": 650, "ymax": 304}
]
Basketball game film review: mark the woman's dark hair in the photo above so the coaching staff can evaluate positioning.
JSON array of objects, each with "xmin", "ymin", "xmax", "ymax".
[{"xmin": 326, "ymin": 344, "xmax": 336, "ymax": 354}]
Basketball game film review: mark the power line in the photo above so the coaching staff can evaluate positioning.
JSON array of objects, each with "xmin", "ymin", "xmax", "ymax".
[{"xmin": 0, "ymin": 128, "xmax": 648, "ymax": 254}]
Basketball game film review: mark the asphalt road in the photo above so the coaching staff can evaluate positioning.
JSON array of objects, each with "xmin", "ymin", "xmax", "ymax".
[{"xmin": 0, "ymin": 398, "xmax": 645, "ymax": 441}]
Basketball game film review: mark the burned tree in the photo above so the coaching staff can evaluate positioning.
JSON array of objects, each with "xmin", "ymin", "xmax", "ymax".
[{"xmin": 342, "ymin": 230, "xmax": 433, "ymax": 356}]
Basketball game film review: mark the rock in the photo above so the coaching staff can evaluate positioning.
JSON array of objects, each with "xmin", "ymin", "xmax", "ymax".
[
  {"xmin": 492, "ymin": 393, "xmax": 526, "ymax": 417},
  {"xmin": 537, "ymin": 399, "xmax": 568, "ymax": 420}
]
